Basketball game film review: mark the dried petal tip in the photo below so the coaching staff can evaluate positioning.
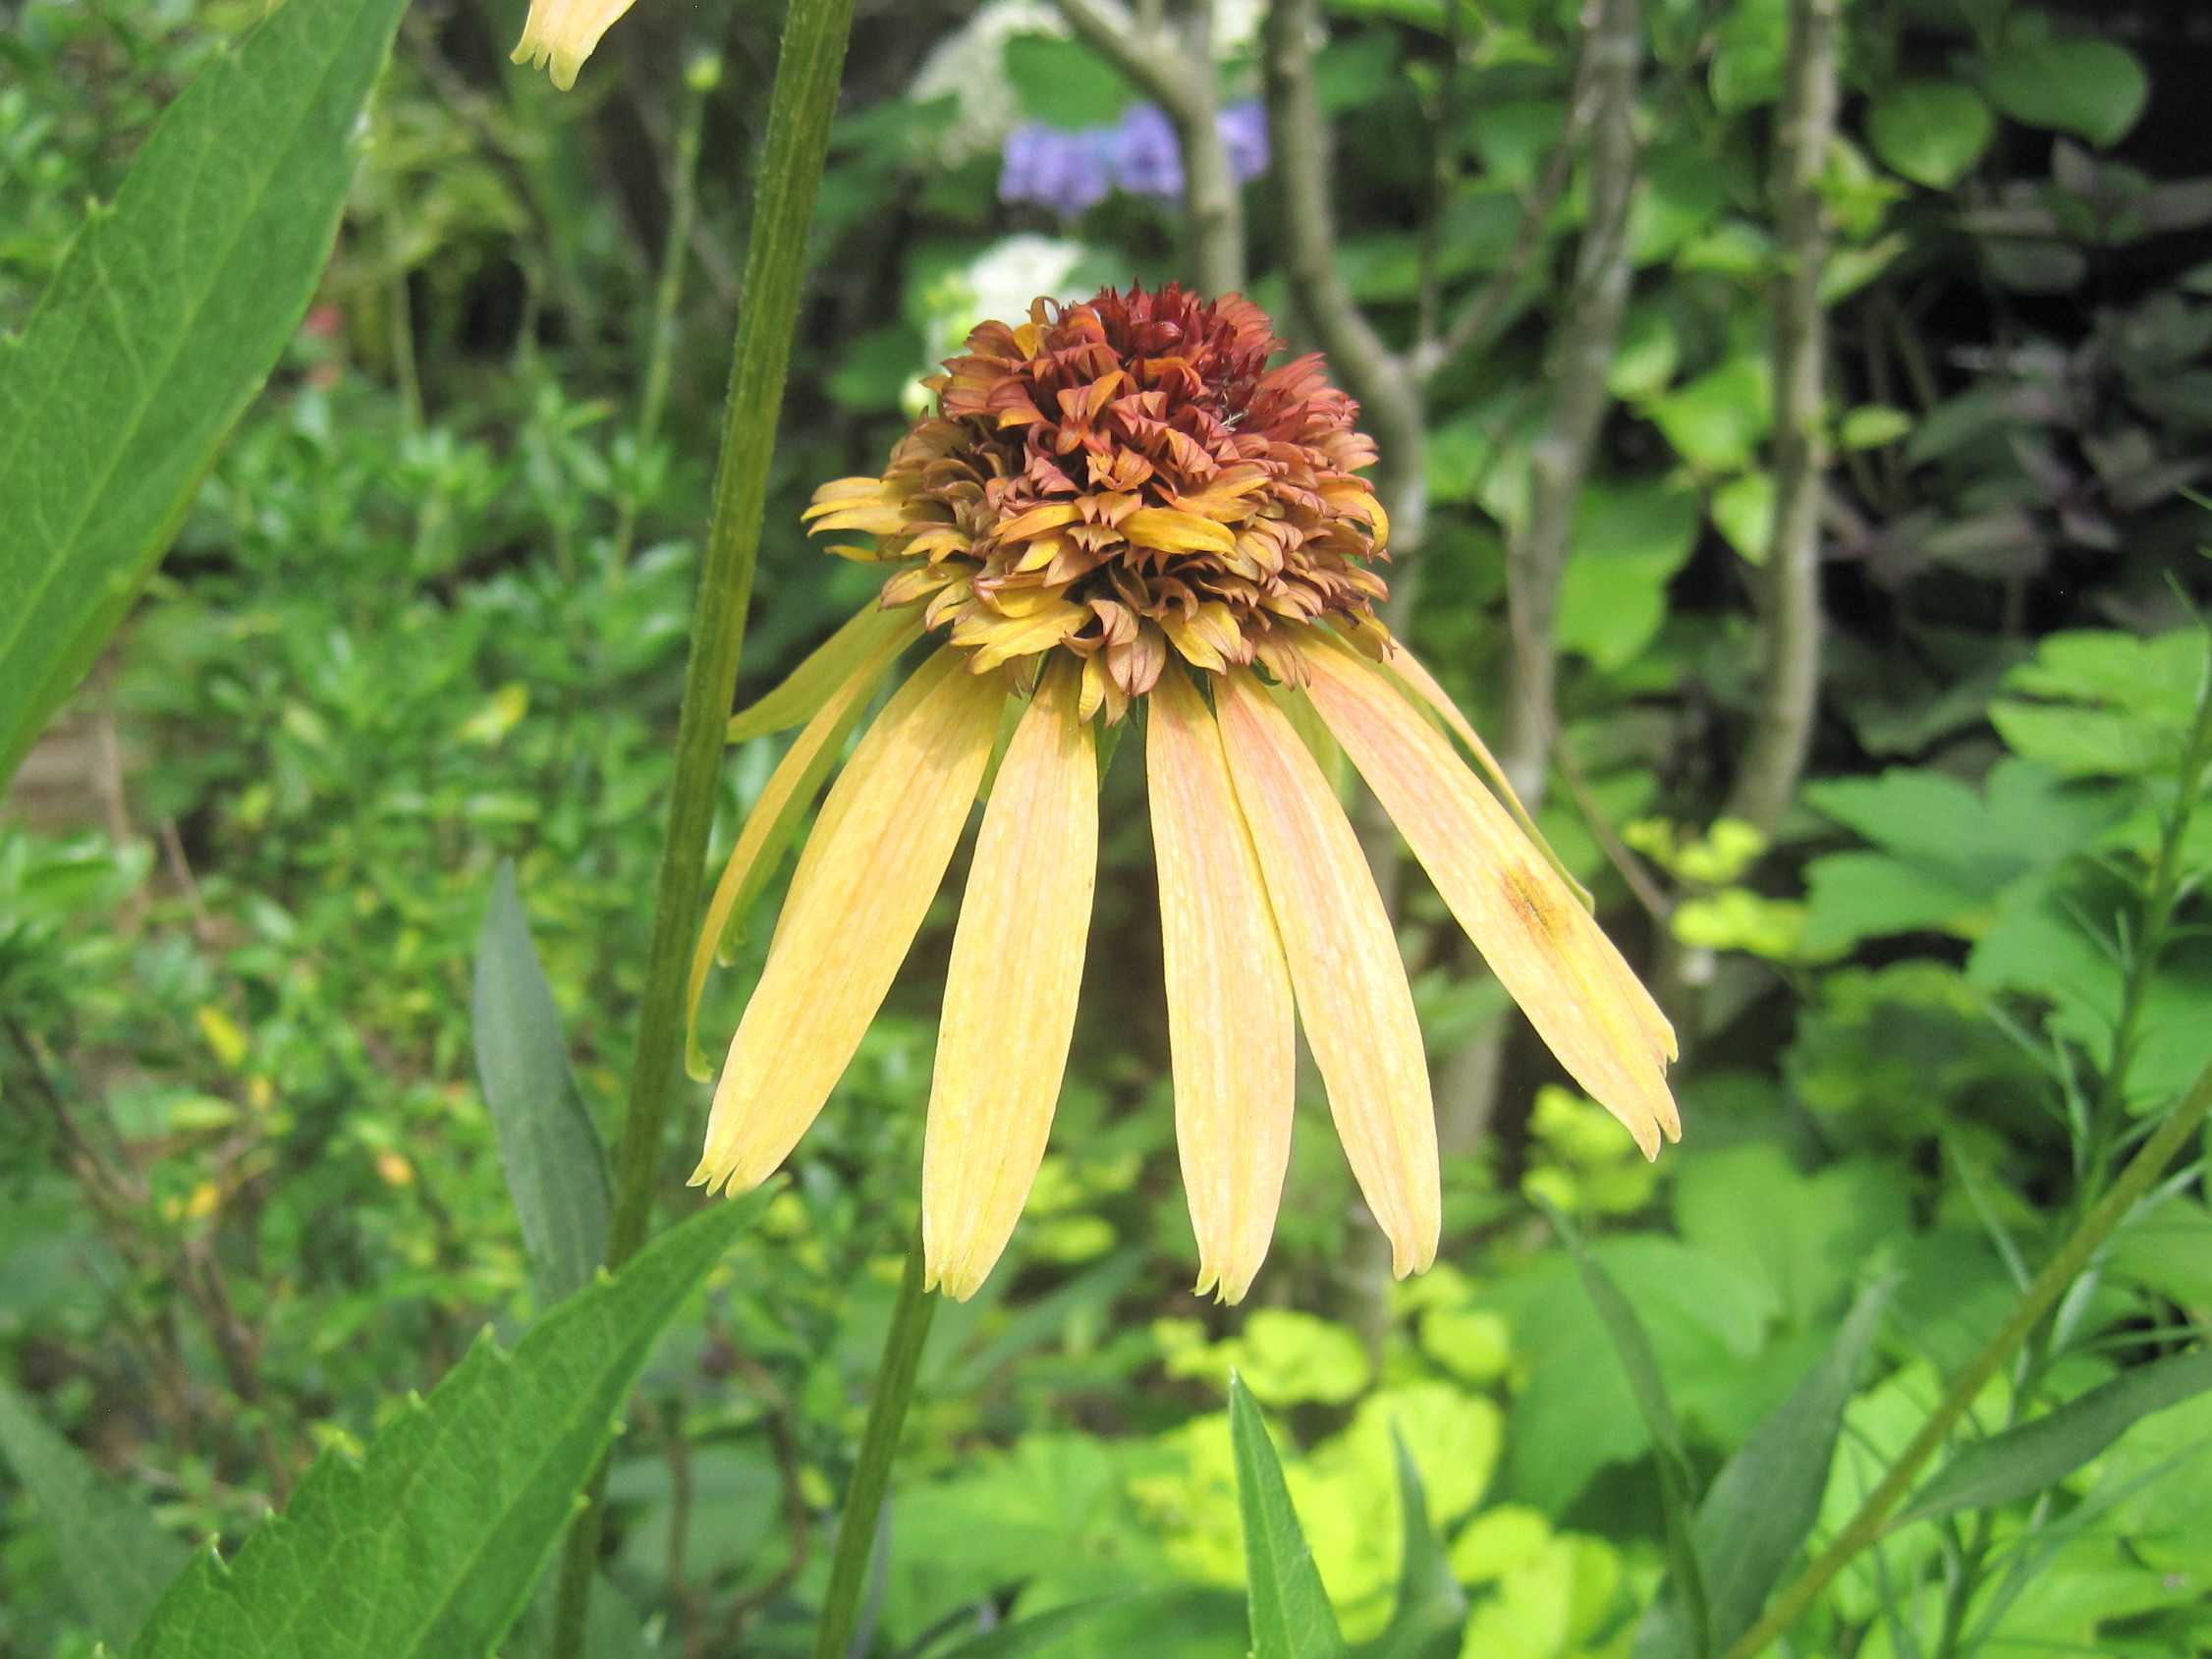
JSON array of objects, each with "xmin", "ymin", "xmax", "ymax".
[{"xmin": 510, "ymin": 0, "xmax": 638, "ymax": 89}]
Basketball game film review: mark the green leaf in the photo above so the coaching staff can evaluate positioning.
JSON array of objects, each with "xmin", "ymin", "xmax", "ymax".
[
  {"xmin": 1354, "ymin": 1430, "xmax": 1466, "ymax": 1659},
  {"xmin": 932, "ymin": 1588, "xmax": 1247, "ymax": 1657},
  {"xmin": 1709, "ymin": 0, "xmax": 1788, "ymax": 113},
  {"xmin": 1901, "ymin": 1348, "xmax": 2212, "ymax": 1523},
  {"xmin": 1632, "ymin": 1281, "xmax": 1893, "ymax": 1659},
  {"xmin": 1544, "ymin": 1205, "xmax": 1710, "ymax": 1659},
  {"xmin": 0, "ymin": 0, "xmax": 411, "ymax": 783},
  {"xmin": 130, "ymin": 1197, "xmax": 766, "ymax": 1658},
  {"xmin": 1003, "ymin": 33, "xmax": 1134, "ymax": 128},
  {"xmin": 1868, "ymin": 83, "xmax": 1996, "ymax": 188},
  {"xmin": 1673, "ymin": 1148, "xmax": 1908, "ymax": 1331},
  {"xmin": 1229, "ymin": 1375, "xmax": 1351, "ymax": 1659},
  {"xmin": 1984, "ymin": 39, "xmax": 2149, "ymax": 147},
  {"xmin": 471, "ymin": 860, "xmax": 613, "ymax": 1306},
  {"xmin": 1646, "ymin": 358, "xmax": 1771, "ymax": 472},
  {"xmin": 1711, "ymin": 470, "xmax": 1776, "ymax": 563},
  {"xmin": 1556, "ymin": 477, "xmax": 1701, "ymax": 669},
  {"xmin": 0, "ymin": 1377, "xmax": 191, "ymax": 1648}
]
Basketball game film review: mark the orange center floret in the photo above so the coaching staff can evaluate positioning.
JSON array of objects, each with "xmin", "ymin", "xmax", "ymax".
[{"xmin": 803, "ymin": 284, "xmax": 1393, "ymax": 722}]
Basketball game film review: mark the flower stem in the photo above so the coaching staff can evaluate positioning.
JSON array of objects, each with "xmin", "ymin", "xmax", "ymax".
[
  {"xmin": 812, "ymin": 1241, "xmax": 937, "ymax": 1659},
  {"xmin": 548, "ymin": 1, "xmax": 856, "ymax": 1652},
  {"xmin": 1719, "ymin": 1054, "xmax": 2212, "ymax": 1659}
]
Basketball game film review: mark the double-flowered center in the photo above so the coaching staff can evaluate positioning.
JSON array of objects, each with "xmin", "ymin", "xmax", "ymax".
[{"xmin": 804, "ymin": 285, "xmax": 1394, "ymax": 720}]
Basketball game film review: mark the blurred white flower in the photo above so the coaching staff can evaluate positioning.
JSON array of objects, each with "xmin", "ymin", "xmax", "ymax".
[
  {"xmin": 910, "ymin": 0, "xmax": 1070, "ymax": 163},
  {"xmin": 902, "ymin": 236, "xmax": 1095, "ymax": 417}
]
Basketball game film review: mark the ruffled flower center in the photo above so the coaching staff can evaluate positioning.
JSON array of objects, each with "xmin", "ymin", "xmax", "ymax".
[{"xmin": 803, "ymin": 284, "xmax": 1392, "ymax": 721}]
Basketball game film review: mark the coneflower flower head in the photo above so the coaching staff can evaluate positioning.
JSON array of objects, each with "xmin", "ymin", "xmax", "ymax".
[{"xmin": 691, "ymin": 284, "xmax": 1680, "ymax": 1304}]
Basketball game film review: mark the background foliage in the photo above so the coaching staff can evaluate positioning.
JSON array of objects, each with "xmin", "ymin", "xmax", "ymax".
[{"xmin": 3, "ymin": 0, "xmax": 2210, "ymax": 1654}]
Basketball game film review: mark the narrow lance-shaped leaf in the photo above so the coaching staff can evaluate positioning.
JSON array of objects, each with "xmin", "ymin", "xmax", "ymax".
[
  {"xmin": 1632, "ymin": 1279, "xmax": 1894, "ymax": 1659},
  {"xmin": 1354, "ymin": 1429, "xmax": 1466, "ymax": 1659},
  {"xmin": 471, "ymin": 860, "xmax": 613, "ymax": 1305},
  {"xmin": 0, "ymin": 0, "xmax": 412, "ymax": 782},
  {"xmin": 130, "ymin": 1195, "xmax": 767, "ymax": 1659},
  {"xmin": 1542, "ymin": 1200, "xmax": 1710, "ymax": 1659},
  {"xmin": 0, "ymin": 1378, "xmax": 191, "ymax": 1649},
  {"xmin": 1901, "ymin": 1345, "xmax": 2212, "ymax": 1524},
  {"xmin": 1230, "ymin": 1373, "xmax": 1351, "ymax": 1659}
]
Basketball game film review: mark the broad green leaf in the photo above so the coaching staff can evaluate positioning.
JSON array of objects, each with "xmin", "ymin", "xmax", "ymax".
[
  {"xmin": 1632, "ymin": 1281, "xmax": 1892, "ymax": 1658},
  {"xmin": 1901, "ymin": 1348, "xmax": 2212, "ymax": 1522},
  {"xmin": 1544, "ymin": 1206, "xmax": 1710, "ymax": 1658},
  {"xmin": 1556, "ymin": 477, "xmax": 1700, "ymax": 669},
  {"xmin": 1708, "ymin": 0, "xmax": 1787, "ymax": 113},
  {"xmin": 1353, "ymin": 1430, "xmax": 1465, "ymax": 1659},
  {"xmin": 1984, "ymin": 39, "xmax": 2149, "ymax": 148},
  {"xmin": 1003, "ymin": 32, "xmax": 1134, "ymax": 128},
  {"xmin": 1868, "ymin": 83, "xmax": 1996, "ymax": 188},
  {"xmin": 0, "ymin": 0, "xmax": 411, "ymax": 783},
  {"xmin": 933, "ymin": 1587, "xmax": 1247, "ymax": 1657},
  {"xmin": 471, "ymin": 860, "xmax": 612, "ymax": 1306},
  {"xmin": 1711, "ymin": 470, "xmax": 1776, "ymax": 563},
  {"xmin": 130, "ymin": 1197, "xmax": 766, "ymax": 1659},
  {"xmin": 1646, "ymin": 358, "xmax": 1771, "ymax": 473},
  {"xmin": 0, "ymin": 1377, "xmax": 190, "ymax": 1648},
  {"xmin": 1673, "ymin": 1147, "xmax": 1908, "ymax": 1331},
  {"xmin": 1230, "ymin": 1375, "xmax": 1351, "ymax": 1659}
]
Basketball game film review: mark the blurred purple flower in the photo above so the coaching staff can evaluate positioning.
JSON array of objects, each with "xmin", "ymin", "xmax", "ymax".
[
  {"xmin": 1218, "ymin": 99, "xmax": 1269, "ymax": 184},
  {"xmin": 1000, "ymin": 98, "xmax": 1270, "ymax": 216},
  {"xmin": 1000, "ymin": 124, "xmax": 1113, "ymax": 215},
  {"xmin": 1111, "ymin": 103, "xmax": 1184, "ymax": 200}
]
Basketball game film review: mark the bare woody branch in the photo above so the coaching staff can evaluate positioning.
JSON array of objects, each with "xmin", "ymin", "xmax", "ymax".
[
  {"xmin": 1261, "ymin": 0, "xmax": 1425, "ymax": 554},
  {"xmin": 1058, "ymin": 0, "xmax": 1245, "ymax": 292},
  {"xmin": 1497, "ymin": 0, "xmax": 1644, "ymax": 803},
  {"xmin": 1728, "ymin": 0, "xmax": 1839, "ymax": 831}
]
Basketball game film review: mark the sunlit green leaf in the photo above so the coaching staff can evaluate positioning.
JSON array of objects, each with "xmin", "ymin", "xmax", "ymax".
[
  {"xmin": 130, "ymin": 1198, "xmax": 766, "ymax": 1658},
  {"xmin": 1230, "ymin": 1375, "xmax": 1351, "ymax": 1659},
  {"xmin": 1868, "ymin": 83, "xmax": 1996, "ymax": 189},
  {"xmin": 0, "ymin": 0, "xmax": 411, "ymax": 783}
]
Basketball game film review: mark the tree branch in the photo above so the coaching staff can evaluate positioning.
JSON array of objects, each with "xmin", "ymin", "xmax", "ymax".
[
  {"xmin": 1726, "ymin": 0, "xmax": 1838, "ymax": 832},
  {"xmin": 1059, "ymin": 0, "xmax": 1244, "ymax": 290},
  {"xmin": 1496, "ymin": 0, "xmax": 1643, "ymax": 804},
  {"xmin": 1413, "ymin": 0, "xmax": 1608, "ymax": 382}
]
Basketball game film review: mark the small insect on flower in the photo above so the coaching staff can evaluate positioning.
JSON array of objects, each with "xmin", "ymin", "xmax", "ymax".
[{"xmin": 690, "ymin": 285, "xmax": 1680, "ymax": 1303}]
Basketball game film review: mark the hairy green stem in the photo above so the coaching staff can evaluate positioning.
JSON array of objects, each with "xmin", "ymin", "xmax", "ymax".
[
  {"xmin": 1720, "ymin": 1056, "xmax": 2212, "ymax": 1659},
  {"xmin": 549, "ymin": 2, "xmax": 857, "ymax": 1651},
  {"xmin": 812, "ymin": 1243, "xmax": 937, "ymax": 1659}
]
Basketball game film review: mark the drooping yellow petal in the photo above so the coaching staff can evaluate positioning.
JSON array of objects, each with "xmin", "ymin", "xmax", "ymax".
[
  {"xmin": 694, "ymin": 648, "xmax": 1004, "ymax": 1194},
  {"xmin": 1362, "ymin": 626, "xmax": 1596, "ymax": 914},
  {"xmin": 1213, "ymin": 671, "xmax": 1440, "ymax": 1277},
  {"xmin": 1147, "ymin": 671, "xmax": 1296, "ymax": 1304},
  {"xmin": 1300, "ymin": 634, "xmax": 1681, "ymax": 1156},
  {"xmin": 684, "ymin": 618, "xmax": 917, "ymax": 1079},
  {"xmin": 729, "ymin": 601, "xmax": 919, "ymax": 745},
  {"xmin": 922, "ymin": 663, "xmax": 1097, "ymax": 1300},
  {"xmin": 510, "ymin": 0, "xmax": 639, "ymax": 88}
]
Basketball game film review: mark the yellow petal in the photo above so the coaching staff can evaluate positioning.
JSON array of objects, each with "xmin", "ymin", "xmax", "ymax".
[
  {"xmin": 684, "ymin": 619, "xmax": 915, "ymax": 1079},
  {"xmin": 950, "ymin": 599, "xmax": 1086, "ymax": 671},
  {"xmin": 1123, "ymin": 507, "xmax": 1238, "ymax": 555},
  {"xmin": 1367, "ymin": 630, "xmax": 1596, "ymax": 914},
  {"xmin": 922, "ymin": 663, "xmax": 1098, "ymax": 1300},
  {"xmin": 694, "ymin": 648, "xmax": 1004, "ymax": 1193},
  {"xmin": 1214, "ymin": 671, "xmax": 1440, "ymax": 1277},
  {"xmin": 1148, "ymin": 671, "xmax": 1296, "ymax": 1304},
  {"xmin": 729, "ymin": 601, "xmax": 919, "ymax": 744},
  {"xmin": 510, "ymin": 0, "xmax": 639, "ymax": 88},
  {"xmin": 1300, "ymin": 635, "xmax": 1680, "ymax": 1156}
]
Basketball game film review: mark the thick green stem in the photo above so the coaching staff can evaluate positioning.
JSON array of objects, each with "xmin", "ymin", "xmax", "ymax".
[
  {"xmin": 1719, "ymin": 1056, "xmax": 2212, "ymax": 1659},
  {"xmin": 812, "ymin": 1243, "xmax": 937, "ymax": 1659},
  {"xmin": 548, "ymin": 2, "xmax": 857, "ymax": 1652}
]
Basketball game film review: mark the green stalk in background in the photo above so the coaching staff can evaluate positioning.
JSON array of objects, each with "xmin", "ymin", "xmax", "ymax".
[
  {"xmin": 550, "ymin": 1, "xmax": 857, "ymax": 1650},
  {"xmin": 811, "ymin": 1242, "xmax": 938, "ymax": 1659}
]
